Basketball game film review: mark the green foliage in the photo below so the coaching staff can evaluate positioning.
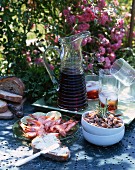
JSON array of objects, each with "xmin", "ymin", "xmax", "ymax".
[
  {"xmin": 0, "ymin": 0, "xmax": 65, "ymax": 101},
  {"xmin": 17, "ymin": 65, "xmax": 53, "ymax": 102}
]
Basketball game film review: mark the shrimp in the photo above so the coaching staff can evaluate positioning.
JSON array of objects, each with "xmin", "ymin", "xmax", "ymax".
[
  {"xmin": 44, "ymin": 118, "xmax": 62, "ymax": 131},
  {"xmin": 61, "ymin": 119, "xmax": 74, "ymax": 129},
  {"xmin": 65, "ymin": 121, "xmax": 78, "ymax": 132},
  {"xmin": 24, "ymin": 131, "xmax": 37, "ymax": 139},
  {"xmin": 19, "ymin": 122, "xmax": 35, "ymax": 133},
  {"xmin": 50, "ymin": 124, "xmax": 66, "ymax": 136},
  {"xmin": 20, "ymin": 119, "xmax": 45, "ymax": 136}
]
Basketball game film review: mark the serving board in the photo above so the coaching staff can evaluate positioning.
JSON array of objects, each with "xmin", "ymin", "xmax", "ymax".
[{"xmin": 32, "ymin": 97, "xmax": 135, "ymax": 125}]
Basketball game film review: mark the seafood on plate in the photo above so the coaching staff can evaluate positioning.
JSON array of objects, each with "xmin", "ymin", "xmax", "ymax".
[{"xmin": 19, "ymin": 111, "xmax": 78, "ymax": 139}]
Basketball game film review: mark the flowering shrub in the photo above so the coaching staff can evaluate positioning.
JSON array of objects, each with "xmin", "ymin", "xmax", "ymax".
[
  {"xmin": 63, "ymin": 0, "xmax": 126, "ymax": 74},
  {"xmin": 0, "ymin": 0, "xmax": 134, "ymax": 101}
]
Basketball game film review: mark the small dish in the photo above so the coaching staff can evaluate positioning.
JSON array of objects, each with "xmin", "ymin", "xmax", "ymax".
[
  {"xmin": 82, "ymin": 127, "xmax": 125, "ymax": 146},
  {"xmin": 81, "ymin": 111, "xmax": 124, "ymax": 136}
]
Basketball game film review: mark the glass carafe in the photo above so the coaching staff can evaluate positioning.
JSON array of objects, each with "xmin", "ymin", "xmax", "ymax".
[{"xmin": 44, "ymin": 31, "xmax": 90, "ymax": 111}]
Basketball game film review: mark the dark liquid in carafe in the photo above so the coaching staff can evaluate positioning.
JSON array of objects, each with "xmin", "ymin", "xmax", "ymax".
[{"xmin": 57, "ymin": 68, "xmax": 88, "ymax": 111}]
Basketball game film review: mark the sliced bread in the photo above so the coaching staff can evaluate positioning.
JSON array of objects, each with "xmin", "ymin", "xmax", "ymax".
[
  {"xmin": 0, "ymin": 109, "xmax": 14, "ymax": 119},
  {"xmin": 32, "ymin": 133, "xmax": 70, "ymax": 161},
  {"xmin": 0, "ymin": 76, "xmax": 25, "ymax": 96},
  {"xmin": 0, "ymin": 90, "xmax": 23, "ymax": 103},
  {"xmin": 0, "ymin": 100, "xmax": 8, "ymax": 113},
  {"xmin": 43, "ymin": 145, "xmax": 70, "ymax": 161}
]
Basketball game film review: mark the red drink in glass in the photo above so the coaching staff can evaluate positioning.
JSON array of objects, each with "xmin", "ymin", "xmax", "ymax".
[
  {"xmin": 99, "ymin": 90, "xmax": 118, "ymax": 111},
  {"xmin": 57, "ymin": 68, "xmax": 88, "ymax": 111},
  {"xmin": 86, "ymin": 81, "xmax": 99, "ymax": 99}
]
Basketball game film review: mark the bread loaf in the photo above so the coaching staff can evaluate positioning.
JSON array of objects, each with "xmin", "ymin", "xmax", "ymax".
[
  {"xmin": 0, "ymin": 90, "xmax": 23, "ymax": 103},
  {"xmin": 0, "ymin": 100, "xmax": 8, "ymax": 113},
  {"xmin": 0, "ymin": 76, "xmax": 25, "ymax": 96}
]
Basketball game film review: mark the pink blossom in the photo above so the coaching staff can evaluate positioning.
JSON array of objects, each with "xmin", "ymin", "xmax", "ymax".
[
  {"xmin": 107, "ymin": 47, "xmax": 112, "ymax": 53},
  {"xmin": 82, "ymin": 38, "xmax": 88, "ymax": 46},
  {"xmin": 83, "ymin": 7, "xmax": 96, "ymax": 21},
  {"xmin": 68, "ymin": 7, "xmax": 71, "ymax": 11},
  {"xmin": 98, "ymin": 12, "xmax": 110, "ymax": 26},
  {"xmin": 98, "ymin": 34, "xmax": 110, "ymax": 46},
  {"xmin": 87, "ymin": 37, "xmax": 92, "ymax": 43},
  {"xmin": 99, "ymin": 46, "xmax": 105, "ymax": 55},
  {"xmin": 111, "ymin": 40, "xmax": 122, "ymax": 51},
  {"xmin": 34, "ymin": 58, "xmax": 44, "ymax": 65},
  {"xmin": 26, "ymin": 52, "xmax": 31, "ymax": 61},
  {"xmin": 49, "ymin": 64, "xmax": 55, "ymax": 70},
  {"xmin": 133, "ymin": 31, "xmax": 135, "ymax": 38},
  {"xmin": 100, "ymin": 37, "xmax": 110, "ymax": 46},
  {"xmin": 59, "ymin": 13, "xmax": 62, "ymax": 17},
  {"xmin": 26, "ymin": 51, "xmax": 30, "ymax": 55},
  {"xmin": 80, "ymin": 5, "xmax": 85, "ymax": 10},
  {"xmin": 117, "ymin": 19, "xmax": 124, "ymax": 28},
  {"xmin": 67, "ymin": 15, "xmax": 76, "ymax": 24},
  {"xmin": 74, "ymin": 30, "xmax": 81, "ymax": 34},
  {"xmin": 111, "ymin": 29, "xmax": 124, "ymax": 42},
  {"xmin": 108, "ymin": 52, "xmax": 116, "ymax": 62},
  {"xmin": 81, "ymin": 12, "xmax": 95, "ymax": 22},
  {"xmin": 113, "ymin": 0, "xmax": 119, "ymax": 6},
  {"xmin": 84, "ymin": 55, "xmax": 89, "ymax": 61},
  {"xmin": 33, "ymin": 50, "xmax": 39, "ymax": 55},
  {"xmin": 97, "ymin": 0, "xmax": 106, "ymax": 9},
  {"xmin": 94, "ymin": 7, "xmax": 100, "ymax": 14},
  {"xmin": 76, "ymin": 15, "xmax": 85, "ymax": 23},
  {"xmin": 98, "ymin": 34, "xmax": 104, "ymax": 39},
  {"xmin": 54, "ymin": 35, "xmax": 60, "ymax": 44},
  {"xmin": 98, "ymin": 56, "xmax": 105, "ymax": 62},
  {"xmin": 63, "ymin": 9, "xmax": 70, "ymax": 17},
  {"xmin": 77, "ymin": 23, "xmax": 90, "ymax": 32},
  {"xmin": 82, "ymin": 0, "xmax": 88, "ymax": 5},
  {"xmin": 104, "ymin": 57, "xmax": 111, "ymax": 68},
  {"xmin": 87, "ymin": 63, "xmax": 93, "ymax": 70},
  {"xmin": 26, "ymin": 56, "xmax": 31, "ymax": 63},
  {"xmin": 96, "ymin": 53, "xmax": 101, "ymax": 58},
  {"xmin": 124, "ymin": 12, "xmax": 131, "ymax": 19}
]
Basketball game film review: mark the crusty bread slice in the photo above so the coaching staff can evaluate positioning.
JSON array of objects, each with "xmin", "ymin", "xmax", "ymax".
[
  {"xmin": 0, "ymin": 76, "xmax": 25, "ymax": 96},
  {"xmin": 0, "ymin": 90, "xmax": 23, "ymax": 103},
  {"xmin": 0, "ymin": 99, "xmax": 8, "ymax": 113},
  {"xmin": 0, "ymin": 109, "xmax": 14, "ymax": 119},
  {"xmin": 43, "ymin": 145, "xmax": 70, "ymax": 161},
  {"xmin": 32, "ymin": 134, "xmax": 70, "ymax": 161}
]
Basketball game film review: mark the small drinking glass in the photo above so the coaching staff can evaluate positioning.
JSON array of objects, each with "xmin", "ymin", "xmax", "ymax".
[
  {"xmin": 99, "ymin": 69, "xmax": 119, "ymax": 112},
  {"xmin": 118, "ymin": 81, "xmax": 135, "ymax": 103},
  {"xmin": 110, "ymin": 58, "xmax": 135, "ymax": 86},
  {"xmin": 85, "ymin": 75, "xmax": 99, "ymax": 100}
]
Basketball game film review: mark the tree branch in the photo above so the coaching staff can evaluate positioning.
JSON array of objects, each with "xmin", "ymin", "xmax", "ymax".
[{"xmin": 128, "ymin": 0, "xmax": 135, "ymax": 47}]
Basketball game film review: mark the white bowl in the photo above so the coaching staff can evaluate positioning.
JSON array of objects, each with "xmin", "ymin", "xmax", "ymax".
[
  {"xmin": 81, "ymin": 111, "xmax": 124, "ymax": 136},
  {"xmin": 82, "ymin": 127, "xmax": 125, "ymax": 146}
]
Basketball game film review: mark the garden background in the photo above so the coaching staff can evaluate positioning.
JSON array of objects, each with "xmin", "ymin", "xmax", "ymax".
[{"xmin": 0, "ymin": 0, "xmax": 135, "ymax": 102}]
